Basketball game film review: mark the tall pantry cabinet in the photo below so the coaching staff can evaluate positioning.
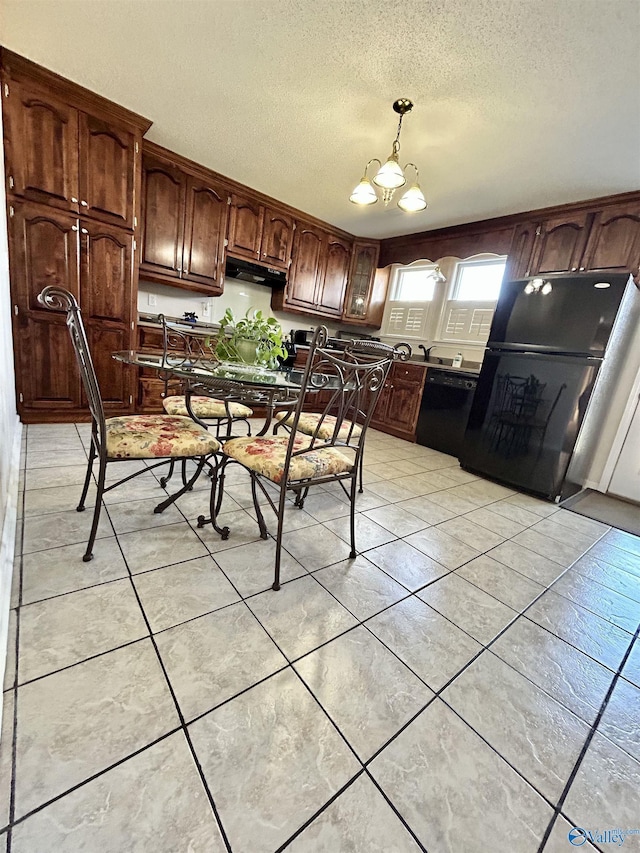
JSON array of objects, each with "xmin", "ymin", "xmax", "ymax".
[{"xmin": 1, "ymin": 49, "xmax": 151, "ymax": 421}]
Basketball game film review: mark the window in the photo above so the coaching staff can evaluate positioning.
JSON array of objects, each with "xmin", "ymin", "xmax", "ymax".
[
  {"xmin": 382, "ymin": 263, "xmax": 440, "ymax": 339},
  {"xmin": 438, "ymin": 257, "xmax": 506, "ymax": 345},
  {"xmin": 452, "ymin": 258, "xmax": 506, "ymax": 301}
]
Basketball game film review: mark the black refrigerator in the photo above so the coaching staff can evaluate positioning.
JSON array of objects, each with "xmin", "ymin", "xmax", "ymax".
[{"xmin": 459, "ymin": 272, "xmax": 631, "ymax": 501}]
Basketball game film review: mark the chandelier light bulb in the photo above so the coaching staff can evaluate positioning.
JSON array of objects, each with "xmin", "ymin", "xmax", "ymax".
[
  {"xmin": 397, "ymin": 183, "xmax": 427, "ymax": 212},
  {"xmin": 349, "ymin": 176, "xmax": 378, "ymax": 205},
  {"xmin": 373, "ymin": 155, "xmax": 406, "ymax": 190}
]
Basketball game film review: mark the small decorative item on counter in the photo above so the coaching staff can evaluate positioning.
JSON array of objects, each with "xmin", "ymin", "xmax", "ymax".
[
  {"xmin": 215, "ymin": 307, "xmax": 287, "ymax": 367},
  {"xmin": 453, "ymin": 352, "xmax": 463, "ymax": 368},
  {"xmin": 182, "ymin": 312, "xmax": 198, "ymax": 324}
]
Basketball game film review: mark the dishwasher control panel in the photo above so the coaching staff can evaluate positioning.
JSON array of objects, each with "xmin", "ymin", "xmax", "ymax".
[{"xmin": 425, "ymin": 369, "xmax": 478, "ymax": 391}]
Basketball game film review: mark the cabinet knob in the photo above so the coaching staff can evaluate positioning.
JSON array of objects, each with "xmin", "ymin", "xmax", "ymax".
[
  {"xmin": 80, "ymin": 200, "xmax": 88, "ymax": 207},
  {"xmin": 71, "ymin": 225, "xmax": 78, "ymax": 232},
  {"xmin": 81, "ymin": 228, "xmax": 88, "ymax": 234},
  {"xmin": 579, "ymin": 266, "xmax": 585, "ymax": 271},
  {"xmin": 71, "ymin": 197, "xmax": 78, "ymax": 204}
]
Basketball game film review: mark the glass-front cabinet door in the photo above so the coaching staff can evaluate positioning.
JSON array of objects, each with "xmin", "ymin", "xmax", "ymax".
[{"xmin": 343, "ymin": 241, "xmax": 379, "ymax": 324}]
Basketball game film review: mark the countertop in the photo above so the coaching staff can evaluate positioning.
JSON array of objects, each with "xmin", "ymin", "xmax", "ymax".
[{"xmin": 408, "ymin": 358, "xmax": 482, "ymax": 376}]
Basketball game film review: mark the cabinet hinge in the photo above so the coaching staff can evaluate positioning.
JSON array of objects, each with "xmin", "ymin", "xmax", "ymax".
[
  {"xmin": 135, "ymin": 141, "xmax": 139, "ymax": 154},
  {"xmin": 134, "ymin": 216, "xmax": 137, "ymax": 228},
  {"xmin": 9, "ymin": 205, "xmax": 14, "ymax": 218},
  {"xmin": 19, "ymin": 393, "xmax": 23, "ymax": 403},
  {"xmin": 535, "ymin": 225, "xmax": 542, "ymax": 236},
  {"xmin": 3, "ymin": 83, "xmax": 8, "ymax": 98},
  {"xmin": 133, "ymin": 239, "xmax": 137, "ymax": 251},
  {"xmin": 227, "ymin": 197, "xmax": 232, "ymax": 205},
  {"xmin": 129, "ymin": 395, "xmax": 133, "ymax": 405},
  {"xmin": 8, "ymin": 176, "xmax": 14, "ymax": 189},
  {"xmin": 131, "ymin": 321, "xmax": 135, "ymax": 331},
  {"xmin": 224, "ymin": 238, "xmax": 228, "ymax": 247},
  {"xmin": 13, "ymin": 304, "xmax": 18, "ymax": 316}
]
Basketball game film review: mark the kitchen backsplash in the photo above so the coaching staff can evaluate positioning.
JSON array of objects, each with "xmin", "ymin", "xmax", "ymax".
[{"xmin": 138, "ymin": 278, "xmax": 342, "ymax": 337}]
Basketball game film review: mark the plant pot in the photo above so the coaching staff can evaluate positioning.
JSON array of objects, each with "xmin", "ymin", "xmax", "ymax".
[{"xmin": 235, "ymin": 338, "xmax": 259, "ymax": 364}]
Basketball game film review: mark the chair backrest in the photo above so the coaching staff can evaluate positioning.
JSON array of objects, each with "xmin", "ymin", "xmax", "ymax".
[
  {"xmin": 37, "ymin": 286, "xmax": 107, "ymax": 443},
  {"xmin": 282, "ymin": 326, "xmax": 401, "ymax": 475}
]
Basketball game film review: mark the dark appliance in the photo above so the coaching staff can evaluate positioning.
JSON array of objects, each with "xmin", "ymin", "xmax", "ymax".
[
  {"xmin": 459, "ymin": 272, "xmax": 630, "ymax": 501},
  {"xmin": 417, "ymin": 369, "xmax": 478, "ymax": 457},
  {"xmin": 291, "ymin": 329, "xmax": 314, "ymax": 345},
  {"xmin": 225, "ymin": 256, "xmax": 287, "ymax": 287}
]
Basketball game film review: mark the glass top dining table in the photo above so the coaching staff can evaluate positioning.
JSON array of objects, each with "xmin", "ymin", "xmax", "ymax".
[{"xmin": 112, "ymin": 350, "xmax": 338, "ymax": 434}]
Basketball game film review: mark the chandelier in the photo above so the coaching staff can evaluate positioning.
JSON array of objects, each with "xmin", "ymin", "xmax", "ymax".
[{"xmin": 350, "ymin": 98, "xmax": 427, "ymax": 213}]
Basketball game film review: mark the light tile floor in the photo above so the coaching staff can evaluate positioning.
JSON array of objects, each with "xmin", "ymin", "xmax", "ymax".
[{"xmin": 3, "ymin": 421, "xmax": 640, "ymax": 852}]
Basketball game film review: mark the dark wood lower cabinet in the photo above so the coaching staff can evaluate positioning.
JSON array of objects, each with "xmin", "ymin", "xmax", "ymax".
[{"xmin": 371, "ymin": 362, "xmax": 426, "ymax": 441}]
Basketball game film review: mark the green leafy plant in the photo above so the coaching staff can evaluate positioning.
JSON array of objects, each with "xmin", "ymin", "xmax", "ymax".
[{"xmin": 215, "ymin": 307, "xmax": 287, "ymax": 367}]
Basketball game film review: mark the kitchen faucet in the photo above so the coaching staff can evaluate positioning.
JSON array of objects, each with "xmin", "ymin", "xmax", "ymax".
[{"xmin": 418, "ymin": 345, "xmax": 443, "ymax": 364}]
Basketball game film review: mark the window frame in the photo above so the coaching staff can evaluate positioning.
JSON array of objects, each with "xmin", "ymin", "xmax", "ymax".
[{"xmin": 381, "ymin": 261, "xmax": 442, "ymax": 341}]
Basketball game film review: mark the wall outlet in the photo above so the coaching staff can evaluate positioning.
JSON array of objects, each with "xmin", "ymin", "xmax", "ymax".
[
  {"xmin": 147, "ymin": 293, "xmax": 157, "ymax": 307},
  {"xmin": 201, "ymin": 302, "xmax": 210, "ymax": 318}
]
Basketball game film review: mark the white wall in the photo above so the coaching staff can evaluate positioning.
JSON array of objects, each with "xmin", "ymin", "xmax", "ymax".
[{"xmin": 0, "ymin": 105, "xmax": 22, "ymax": 729}]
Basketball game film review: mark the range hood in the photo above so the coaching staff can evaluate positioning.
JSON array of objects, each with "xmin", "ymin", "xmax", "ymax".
[{"xmin": 225, "ymin": 256, "xmax": 287, "ymax": 287}]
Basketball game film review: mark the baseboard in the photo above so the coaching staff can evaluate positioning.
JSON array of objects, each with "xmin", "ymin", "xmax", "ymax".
[{"xmin": 0, "ymin": 417, "xmax": 22, "ymax": 737}]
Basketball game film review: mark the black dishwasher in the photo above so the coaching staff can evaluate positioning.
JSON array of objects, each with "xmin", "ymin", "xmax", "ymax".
[{"xmin": 416, "ymin": 369, "xmax": 478, "ymax": 458}]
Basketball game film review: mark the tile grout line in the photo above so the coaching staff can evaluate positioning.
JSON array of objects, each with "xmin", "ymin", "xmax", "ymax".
[{"xmin": 536, "ymin": 622, "xmax": 640, "ymax": 853}]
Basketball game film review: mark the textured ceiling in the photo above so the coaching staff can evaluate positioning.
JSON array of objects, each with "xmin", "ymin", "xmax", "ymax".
[{"xmin": 1, "ymin": 0, "xmax": 639, "ymax": 238}]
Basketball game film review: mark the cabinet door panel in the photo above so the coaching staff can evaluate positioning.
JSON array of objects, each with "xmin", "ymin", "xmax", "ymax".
[
  {"xmin": 80, "ymin": 221, "xmax": 132, "ymax": 324},
  {"xmin": 11, "ymin": 203, "xmax": 79, "ymax": 312},
  {"xmin": 386, "ymin": 380, "xmax": 422, "ymax": 433},
  {"xmin": 140, "ymin": 156, "xmax": 186, "ymax": 280},
  {"xmin": 505, "ymin": 222, "xmax": 538, "ymax": 280},
  {"xmin": 343, "ymin": 242, "xmax": 379, "ymax": 322},
  {"xmin": 20, "ymin": 316, "xmax": 81, "ymax": 409},
  {"xmin": 182, "ymin": 178, "xmax": 228, "ymax": 292},
  {"xmin": 582, "ymin": 205, "xmax": 640, "ymax": 273},
  {"xmin": 228, "ymin": 195, "xmax": 263, "ymax": 261},
  {"xmin": 79, "ymin": 113, "xmax": 135, "ymax": 228},
  {"xmin": 318, "ymin": 237, "xmax": 350, "ymax": 316},
  {"xmin": 4, "ymin": 80, "xmax": 79, "ymax": 211},
  {"xmin": 260, "ymin": 209, "xmax": 293, "ymax": 270},
  {"xmin": 286, "ymin": 226, "xmax": 324, "ymax": 310},
  {"xmin": 529, "ymin": 213, "xmax": 592, "ymax": 274},
  {"xmin": 85, "ymin": 324, "xmax": 131, "ymax": 410}
]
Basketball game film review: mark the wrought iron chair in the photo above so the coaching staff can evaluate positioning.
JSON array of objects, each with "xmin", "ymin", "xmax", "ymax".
[
  {"xmin": 37, "ymin": 287, "xmax": 220, "ymax": 562},
  {"xmin": 205, "ymin": 326, "xmax": 399, "ymax": 590}
]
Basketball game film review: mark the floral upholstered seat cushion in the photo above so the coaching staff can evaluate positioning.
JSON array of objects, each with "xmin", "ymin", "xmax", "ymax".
[
  {"xmin": 105, "ymin": 415, "xmax": 220, "ymax": 459},
  {"xmin": 223, "ymin": 435, "xmax": 353, "ymax": 485},
  {"xmin": 163, "ymin": 395, "xmax": 253, "ymax": 419},
  {"xmin": 274, "ymin": 411, "xmax": 362, "ymax": 441}
]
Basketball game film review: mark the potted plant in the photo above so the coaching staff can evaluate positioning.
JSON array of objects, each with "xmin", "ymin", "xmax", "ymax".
[{"xmin": 215, "ymin": 307, "xmax": 287, "ymax": 367}]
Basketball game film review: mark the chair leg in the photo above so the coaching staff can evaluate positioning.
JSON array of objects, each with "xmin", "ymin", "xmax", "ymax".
[
  {"xmin": 154, "ymin": 457, "xmax": 205, "ymax": 513},
  {"xmin": 358, "ymin": 447, "xmax": 364, "ymax": 494},
  {"xmin": 251, "ymin": 473, "xmax": 269, "ymax": 540},
  {"xmin": 159, "ymin": 460, "xmax": 175, "ymax": 489},
  {"xmin": 77, "ymin": 435, "xmax": 96, "ymax": 512},
  {"xmin": 198, "ymin": 456, "xmax": 230, "ymax": 539},
  {"xmin": 349, "ymin": 473, "xmax": 358, "ymax": 559},
  {"xmin": 83, "ymin": 455, "xmax": 106, "ymax": 562},
  {"xmin": 272, "ymin": 482, "xmax": 289, "ymax": 591}
]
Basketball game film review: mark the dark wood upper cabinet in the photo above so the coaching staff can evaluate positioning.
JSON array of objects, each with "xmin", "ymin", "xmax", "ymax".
[
  {"xmin": 281, "ymin": 224, "xmax": 325, "ymax": 312},
  {"xmin": 342, "ymin": 241, "xmax": 380, "ymax": 325},
  {"xmin": 181, "ymin": 177, "xmax": 229, "ymax": 293},
  {"xmin": 3, "ymin": 77, "xmax": 140, "ymax": 231},
  {"xmin": 505, "ymin": 221, "xmax": 538, "ymax": 280},
  {"xmin": 582, "ymin": 203, "xmax": 640, "ymax": 274},
  {"xmin": 139, "ymin": 150, "xmax": 230, "ymax": 295},
  {"xmin": 527, "ymin": 212, "xmax": 593, "ymax": 275},
  {"xmin": 260, "ymin": 209, "xmax": 294, "ymax": 270},
  {"xmin": 10, "ymin": 201, "xmax": 79, "ymax": 313},
  {"xmin": 78, "ymin": 113, "xmax": 135, "ymax": 228},
  {"xmin": 227, "ymin": 194, "xmax": 264, "ymax": 261},
  {"xmin": 4, "ymin": 80, "xmax": 79, "ymax": 212},
  {"xmin": 227, "ymin": 196, "xmax": 293, "ymax": 271},
  {"xmin": 318, "ymin": 237, "xmax": 350, "ymax": 317},
  {"xmin": 139, "ymin": 155, "xmax": 186, "ymax": 282}
]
